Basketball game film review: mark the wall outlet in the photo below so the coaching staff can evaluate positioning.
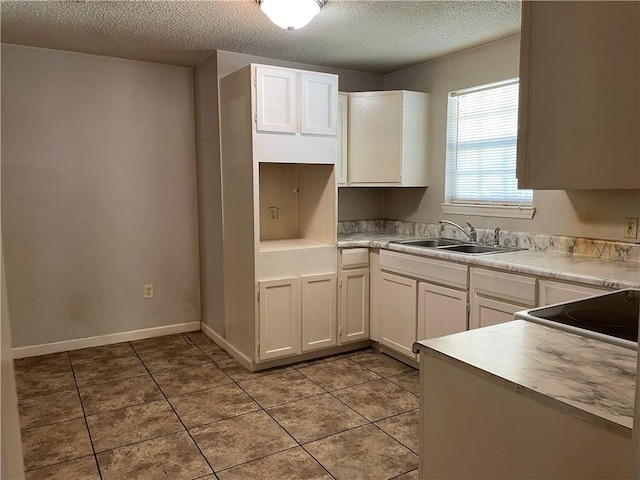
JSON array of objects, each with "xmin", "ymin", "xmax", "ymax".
[
  {"xmin": 144, "ymin": 284, "xmax": 154, "ymax": 299},
  {"xmin": 268, "ymin": 206, "xmax": 279, "ymax": 220},
  {"xmin": 624, "ymin": 217, "xmax": 638, "ymax": 239}
]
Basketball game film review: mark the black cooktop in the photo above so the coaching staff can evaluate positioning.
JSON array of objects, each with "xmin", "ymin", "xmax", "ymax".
[{"xmin": 529, "ymin": 289, "xmax": 639, "ymax": 342}]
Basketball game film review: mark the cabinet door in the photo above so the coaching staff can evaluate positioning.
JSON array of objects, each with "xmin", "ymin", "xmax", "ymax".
[
  {"xmin": 259, "ymin": 278, "xmax": 300, "ymax": 360},
  {"xmin": 417, "ymin": 283, "xmax": 467, "ymax": 341},
  {"xmin": 336, "ymin": 92, "xmax": 348, "ymax": 185},
  {"xmin": 470, "ymin": 293, "xmax": 520, "ymax": 330},
  {"xmin": 301, "ymin": 274, "xmax": 337, "ymax": 352},
  {"xmin": 380, "ymin": 272, "xmax": 417, "ymax": 357},
  {"xmin": 349, "ymin": 92, "xmax": 403, "ymax": 184},
  {"xmin": 339, "ymin": 269, "xmax": 370, "ymax": 344},
  {"xmin": 255, "ymin": 66, "xmax": 297, "ymax": 134},
  {"xmin": 517, "ymin": 1, "xmax": 639, "ymax": 189},
  {"xmin": 300, "ymin": 72, "xmax": 338, "ymax": 136},
  {"xmin": 539, "ymin": 280, "xmax": 610, "ymax": 306}
]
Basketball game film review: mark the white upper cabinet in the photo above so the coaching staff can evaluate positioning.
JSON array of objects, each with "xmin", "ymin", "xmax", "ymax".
[
  {"xmin": 336, "ymin": 92, "xmax": 348, "ymax": 186},
  {"xmin": 300, "ymin": 72, "xmax": 338, "ymax": 136},
  {"xmin": 256, "ymin": 66, "xmax": 297, "ymax": 134},
  {"xmin": 253, "ymin": 64, "xmax": 338, "ymax": 164},
  {"xmin": 348, "ymin": 90, "xmax": 430, "ymax": 187},
  {"xmin": 517, "ymin": 1, "xmax": 640, "ymax": 189}
]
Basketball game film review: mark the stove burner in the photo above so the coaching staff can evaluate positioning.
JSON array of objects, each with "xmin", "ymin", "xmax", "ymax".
[{"xmin": 565, "ymin": 309, "xmax": 637, "ymax": 329}]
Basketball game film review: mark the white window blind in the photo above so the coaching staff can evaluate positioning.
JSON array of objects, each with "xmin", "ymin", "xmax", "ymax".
[{"xmin": 445, "ymin": 79, "xmax": 532, "ymax": 205}]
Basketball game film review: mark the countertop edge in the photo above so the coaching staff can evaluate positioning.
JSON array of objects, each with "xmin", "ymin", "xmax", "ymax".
[{"xmin": 414, "ymin": 340, "xmax": 633, "ymax": 439}]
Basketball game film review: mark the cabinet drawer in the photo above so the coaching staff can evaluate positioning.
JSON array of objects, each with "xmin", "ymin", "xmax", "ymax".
[
  {"xmin": 379, "ymin": 250, "xmax": 467, "ymax": 289},
  {"xmin": 538, "ymin": 280, "xmax": 611, "ymax": 306},
  {"xmin": 341, "ymin": 248, "xmax": 369, "ymax": 269},
  {"xmin": 471, "ymin": 268, "xmax": 536, "ymax": 307}
]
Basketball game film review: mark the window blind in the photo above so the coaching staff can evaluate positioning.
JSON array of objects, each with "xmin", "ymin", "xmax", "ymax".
[{"xmin": 445, "ymin": 79, "xmax": 532, "ymax": 205}]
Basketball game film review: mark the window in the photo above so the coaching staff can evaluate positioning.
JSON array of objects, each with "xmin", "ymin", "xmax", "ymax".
[{"xmin": 443, "ymin": 79, "xmax": 534, "ymax": 218}]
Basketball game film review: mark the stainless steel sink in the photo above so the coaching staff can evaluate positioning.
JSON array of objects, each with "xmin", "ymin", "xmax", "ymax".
[
  {"xmin": 393, "ymin": 238, "xmax": 463, "ymax": 248},
  {"xmin": 437, "ymin": 244, "xmax": 525, "ymax": 255}
]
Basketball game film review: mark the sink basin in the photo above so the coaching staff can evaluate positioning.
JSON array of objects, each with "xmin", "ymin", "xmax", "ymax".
[
  {"xmin": 394, "ymin": 238, "xmax": 463, "ymax": 248},
  {"xmin": 437, "ymin": 244, "xmax": 525, "ymax": 255}
]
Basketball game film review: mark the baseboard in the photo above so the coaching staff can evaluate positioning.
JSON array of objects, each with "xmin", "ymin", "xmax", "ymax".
[
  {"xmin": 12, "ymin": 321, "xmax": 201, "ymax": 359},
  {"xmin": 199, "ymin": 321, "xmax": 253, "ymax": 370}
]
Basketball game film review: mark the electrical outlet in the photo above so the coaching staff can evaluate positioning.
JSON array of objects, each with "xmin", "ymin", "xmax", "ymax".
[
  {"xmin": 624, "ymin": 217, "xmax": 638, "ymax": 239},
  {"xmin": 144, "ymin": 284, "xmax": 154, "ymax": 299},
  {"xmin": 268, "ymin": 206, "xmax": 279, "ymax": 220}
]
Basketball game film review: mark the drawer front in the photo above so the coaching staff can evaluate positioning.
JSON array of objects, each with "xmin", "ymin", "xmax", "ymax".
[
  {"xmin": 379, "ymin": 250, "xmax": 468, "ymax": 289},
  {"xmin": 539, "ymin": 280, "xmax": 611, "ymax": 306},
  {"xmin": 471, "ymin": 267, "xmax": 536, "ymax": 307},
  {"xmin": 341, "ymin": 248, "xmax": 370, "ymax": 269}
]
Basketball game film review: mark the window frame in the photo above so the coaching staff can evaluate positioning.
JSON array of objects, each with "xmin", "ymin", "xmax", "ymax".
[{"xmin": 441, "ymin": 78, "xmax": 535, "ymax": 219}]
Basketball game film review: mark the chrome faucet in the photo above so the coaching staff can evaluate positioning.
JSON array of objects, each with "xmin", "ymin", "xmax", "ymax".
[{"xmin": 439, "ymin": 220, "xmax": 477, "ymax": 243}]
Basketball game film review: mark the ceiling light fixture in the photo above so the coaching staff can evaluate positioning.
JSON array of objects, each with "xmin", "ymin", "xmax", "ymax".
[{"xmin": 257, "ymin": 0, "xmax": 326, "ymax": 31}]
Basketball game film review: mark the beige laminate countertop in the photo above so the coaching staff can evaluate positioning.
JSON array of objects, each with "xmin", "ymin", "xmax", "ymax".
[
  {"xmin": 414, "ymin": 320, "xmax": 637, "ymax": 437},
  {"xmin": 337, "ymin": 232, "xmax": 640, "ymax": 289}
]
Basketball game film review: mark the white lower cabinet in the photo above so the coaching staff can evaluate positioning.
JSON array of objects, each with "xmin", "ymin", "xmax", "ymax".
[
  {"xmin": 259, "ymin": 273, "xmax": 337, "ymax": 361},
  {"xmin": 380, "ymin": 272, "xmax": 417, "ymax": 358},
  {"xmin": 339, "ymin": 269, "xmax": 370, "ymax": 344},
  {"xmin": 301, "ymin": 274, "xmax": 337, "ymax": 352},
  {"xmin": 538, "ymin": 279, "xmax": 612, "ymax": 306},
  {"xmin": 469, "ymin": 267, "xmax": 537, "ymax": 329},
  {"xmin": 417, "ymin": 282, "xmax": 468, "ymax": 340},
  {"xmin": 259, "ymin": 278, "xmax": 300, "ymax": 360}
]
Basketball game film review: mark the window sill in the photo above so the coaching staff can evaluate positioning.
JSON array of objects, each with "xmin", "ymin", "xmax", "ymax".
[{"xmin": 441, "ymin": 203, "xmax": 536, "ymax": 219}]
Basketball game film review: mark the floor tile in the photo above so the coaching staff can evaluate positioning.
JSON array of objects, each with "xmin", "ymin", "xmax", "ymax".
[
  {"xmin": 19, "ymin": 389, "xmax": 83, "ymax": 430},
  {"xmin": 184, "ymin": 330, "xmax": 213, "ymax": 345},
  {"xmin": 216, "ymin": 358, "xmax": 292, "ymax": 382},
  {"xmin": 15, "ymin": 369, "xmax": 76, "ymax": 399},
  {"xmin": 137, "ymin": 344, "xmax": 210, "ymax": 373},
  {"xmin": 333, "ymin": 379, "xmax": 418, "ymax": 422},
  {"xmin": 73, "ymin": 356, "xmax": 147, "ymax": 388},
  {"xmin": 217, "ymin": 447, "xmax": 331, "ymax": 480},
  {"xmin": 97, "ymin": 431, "xmax": 212, "ymax": 480},
  {"xmin": 87, "ymin": 399, "xmax": 184, "ymax": 452},
  {"xmin": 69, "ymin": 343, "xmax": 135, "ymax": 366},
  {"xmin": 348, "ymin": 351, "xmax": 414, "ymax": 377},
  {"xmin": 197, "ymin": 339, "xmax": 232, "ymax": 362},
  {"xmin": 387, "ymin": 370, "xmax": 420, "ymax": 396},
  {"xmin": 305, "ymin": 425, "xmax": 418, "ymax": 480},
  {"xmin": 169, "ymin": 383, "xmax": 260, "ymax": 428},
  {"xmin": 191, "ymin": 410, "xmax": 296, "ymax": 471},
  {"xmin": 393, "ymin": 469, "xmax": 419, "ymax": 479},
  {"xmin": 239, "ymin": 369, "xmax": 325, "ymax": 408},
  {"xmin": 153, "ymin": 362, "xmax": 232, "ymax": 398},
  {"xmin": 25, "ymin": 456, "xmax": 100, "ymax": 480},
  {"xmin": 297, "ymin": 358, "xmax": 381, "ymax": 391},
  {"xmin": 267, "ymin": 393, "xmax": 367, "ymax": 444},
  {"xmin": 14, "ymin": 352, "xmax": 71, "ymax": 375},
  {"xmin": 79, "ymin": 374, "xmax": 163, "ymax": 415},
  {"xmin": 21, "ymin": 418, "xmax": 93, "ymax": 470},
  {"xmin": 130, "ymin": 334, "xmax": 191, "ymax": 354},
  {"xmin": 375, "ymin": 409, "xmax": 419, "ymax": 453}
]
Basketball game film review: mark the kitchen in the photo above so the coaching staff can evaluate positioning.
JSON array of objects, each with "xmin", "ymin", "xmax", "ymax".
[{"xmin": 1, "ymin": 1, "xmax": 639, "ymax": 479}]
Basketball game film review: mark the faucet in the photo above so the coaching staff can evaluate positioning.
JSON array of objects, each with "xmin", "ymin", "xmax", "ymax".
[{"xmin": 439, "ymin": 220, "xmax": 477, "ymax": 243}]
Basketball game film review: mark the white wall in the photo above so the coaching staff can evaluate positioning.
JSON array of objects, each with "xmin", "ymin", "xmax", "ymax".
[
  {"xmin": 2, "ymin": 45, "xmax": 201, "ymax": 348},
  {"xmin": 382, "ymin": 36, "xmax": 640, "ymax": 241}
]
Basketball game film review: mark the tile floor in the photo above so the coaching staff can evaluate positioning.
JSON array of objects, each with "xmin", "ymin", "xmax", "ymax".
[{"xmin": 14, "ymin": 331, "xmax": 420, "ymax": 480}]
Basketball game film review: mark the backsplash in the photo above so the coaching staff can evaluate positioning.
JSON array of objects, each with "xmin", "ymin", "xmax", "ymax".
[{"xmin": 338, "ymin": 220, "xmax": 640, "ymax": 262}]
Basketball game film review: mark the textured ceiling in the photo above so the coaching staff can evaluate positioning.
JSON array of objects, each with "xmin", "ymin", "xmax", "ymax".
[{"xmin": 0, "ymin": 0, "xmax": 521, "ymax": 74}]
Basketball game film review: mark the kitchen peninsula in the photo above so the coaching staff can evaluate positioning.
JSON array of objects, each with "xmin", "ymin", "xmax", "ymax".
[{"xmin": 414, "ymin": 321, "xmax": 636, "ymax": 479}]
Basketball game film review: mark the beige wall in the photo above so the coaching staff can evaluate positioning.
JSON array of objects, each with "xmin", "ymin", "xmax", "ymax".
[
  {"xmin": 381, "ymin": 36, "xmax": 640, "ymax": 241},
  {"xmin": 2, "ymin": 45, "xmax": 201, "ymax": 348}
]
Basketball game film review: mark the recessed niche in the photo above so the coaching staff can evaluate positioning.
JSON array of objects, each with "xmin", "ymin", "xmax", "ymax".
[{"xmin": 259, "ymin": 162, "xmax": 335, "ymax": 249}]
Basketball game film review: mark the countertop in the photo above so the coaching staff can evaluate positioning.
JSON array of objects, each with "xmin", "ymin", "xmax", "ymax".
[
  {"xmin": 414, "ymin": 320, "xmax": 637, "ymax": 437},
  {"xmin": 337, "ymin": 232, "xmax": 640, "ymax": 289}
]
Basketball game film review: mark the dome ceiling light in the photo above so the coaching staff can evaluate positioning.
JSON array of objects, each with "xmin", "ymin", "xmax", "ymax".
[{"xmin": 257, "ymin": 0, "xmax": 327, "ymax": 31}]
